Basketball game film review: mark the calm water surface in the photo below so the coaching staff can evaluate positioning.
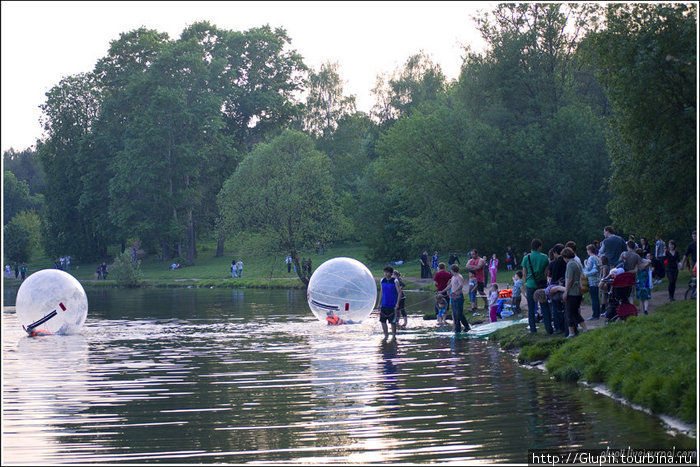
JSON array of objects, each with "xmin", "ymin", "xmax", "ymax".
[{"xmin": 2, "ymin": 287, "xmax": 694, "ymax": 464}]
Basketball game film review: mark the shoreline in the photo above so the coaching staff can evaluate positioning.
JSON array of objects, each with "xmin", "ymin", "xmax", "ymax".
[{"xmin": 498, "ymin": 345, "xmax": 697, "ymax": 440}]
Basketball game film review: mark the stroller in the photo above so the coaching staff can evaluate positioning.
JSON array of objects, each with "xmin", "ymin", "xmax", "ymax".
[{"xmin": 603, "ymin": 271, "xmax": 638, "ymax": 322}]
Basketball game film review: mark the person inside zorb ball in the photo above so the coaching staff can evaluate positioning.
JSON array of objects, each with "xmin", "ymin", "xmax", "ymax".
[
  {"xmin": 307, "ymin": 257, "xmax": 377, "ymax": 324},
  {"xmin": 15, "ymin": 269, "xmax": 88, "ymax": 336}
]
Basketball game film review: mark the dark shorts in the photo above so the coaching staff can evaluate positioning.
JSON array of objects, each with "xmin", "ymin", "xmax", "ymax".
[
  {"xmin": 379, "ymin": 307, "xmax": 397, "ymax": 323},
  {"xmin": 477, "ymin": 282, "xmax": 485, "ymax": 294}
]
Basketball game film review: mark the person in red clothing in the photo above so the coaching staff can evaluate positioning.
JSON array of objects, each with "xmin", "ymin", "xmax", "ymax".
[
  {"xmin": 466, "ymin": 249, "xmax": 489, "ymax": 310},
  {"xmin": 433, "ymin": 262, "xmax": 452, "ymax": 316}
]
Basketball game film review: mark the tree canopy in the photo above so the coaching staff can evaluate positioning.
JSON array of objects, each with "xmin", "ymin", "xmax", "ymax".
[
  {"xmin": 588, "ymin": 3, "xmax": 696, "ymax": 237},
  {"xmin": 217, "ymin": 130, "xmax": 340, "ymax": 284},
  {"xmin": 5, "ymin": 5, "xmax": 696, "ymax": 270}
]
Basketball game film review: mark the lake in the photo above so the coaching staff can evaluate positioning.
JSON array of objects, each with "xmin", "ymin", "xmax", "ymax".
[{"xmin": 2, "ymin": 286, "xmax": 694, "ymax": 463}]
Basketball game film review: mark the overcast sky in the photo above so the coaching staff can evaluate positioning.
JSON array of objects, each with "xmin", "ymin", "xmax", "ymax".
[{"xmin": 1, "ymin": 1, "xmax": 496, "ymax": 153}]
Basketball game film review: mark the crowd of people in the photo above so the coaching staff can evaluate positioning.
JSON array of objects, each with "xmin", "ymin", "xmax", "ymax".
[
  {"xmin": 416, "ymin": 228, "xmax": 696, "ymax": 336},
  {"xmin": 512, "ymin": 227, "xmax": 695, "ymax": 338}
]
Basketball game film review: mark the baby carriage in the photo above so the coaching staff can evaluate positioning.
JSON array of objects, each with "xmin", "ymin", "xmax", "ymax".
[{"xmin": 603, "ymin": 271, "xmax": 638, "ymax": 322}]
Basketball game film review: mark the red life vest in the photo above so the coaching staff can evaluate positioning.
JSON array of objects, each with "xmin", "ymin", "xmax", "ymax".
[{"xmin": 326, "ymin": 315, "xmax": 343, "ymax": 325}]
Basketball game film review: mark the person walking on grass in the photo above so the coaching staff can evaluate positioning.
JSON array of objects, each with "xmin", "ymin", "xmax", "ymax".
[
  {"xmin": 488, "ymin": 283, "xmax": 499, "ymax": 323},
  {"xmin": 562, "ymin": 247, "xmax": 587, "ymax": 337},
  {"xmin": 523, "ymin": 239, "xmax": 551, "ymax": 334},
  {"xmin": 635, "ymin": 249, "xmax": 652, "ymax": 315},
  {"xmin": 665, "ymin": 240, "xmax": 680, "ymax": 301},
  {"xmin": 583, "ymin": 244, "xmax": 602, "ymax": 320},
  {"xmin": 466, "ymin": 250, "xmax": 488, "ymax": 311},
  {"xmin": 431, "ymin": 251, "xmax": 439, "ymax": 276},
  {"xmin": 489, "ymin": 254, "xmax": 498, "ymax": 285},
  {"xmin": 680, "ymin": 230, "xmax": 697, "ymax": 272}
]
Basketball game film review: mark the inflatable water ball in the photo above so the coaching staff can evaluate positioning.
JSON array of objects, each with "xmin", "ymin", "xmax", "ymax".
[
  {"xmin": 15, "ymin": 269, "xmax": 88, "ymax": 336},
  {"xmin": 307, "ymin": 257, "xmax": 377, "ymax": 324}
]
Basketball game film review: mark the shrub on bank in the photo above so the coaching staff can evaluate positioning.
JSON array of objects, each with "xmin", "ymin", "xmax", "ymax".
[
  {"xmin": 546, "ymin": 300, "xmax": 696, "ymax": 423},
  {"xmin": 109, "ymin": 251, "xmax": 143, "ymax": 287}
]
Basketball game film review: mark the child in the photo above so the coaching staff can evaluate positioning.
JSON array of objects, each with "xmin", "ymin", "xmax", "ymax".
[
  {"xmin": 489, "ymin": 254, "xmax": 499, "ymax": 285},
  {"xmin": 326, "ymin": 310, "xmax": 345, "ymax": 325},
  {"xmin": 468, "ymin": 272, "xmax": 478, "ymax": 312},
  {"xmin": 435, "ymin": 292, "xmax": 448, "ymax": 325},
  {"xmin": 635, "ymin": 249, "xmax": 652, "ymax": 315},
  {"xmin": 392, "ymin": 270, "xmax": 408, "ymax": 329},
  {"xmin": 488, "ymin": 283, "xmax": 499, "ymax": 323},
  {"xmin": 512, "ymin": 271, "xmax": 523, "ymax": 314}
]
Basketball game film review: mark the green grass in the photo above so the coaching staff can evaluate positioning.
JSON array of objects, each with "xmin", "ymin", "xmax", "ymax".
[
  {"xmin": 545, "ymin": 300, "xmax": 696, "ymax": 423},
  {"xmin": 4, "ymin": 241, "xmax": 426, "ymax": 289},
  {"xmin": 488, "ymin": 322, "xmax": 567, "ymax": 362},
  {"xmin": 7, "ymin": 244, "xmax": 693, "ymax": 291}
]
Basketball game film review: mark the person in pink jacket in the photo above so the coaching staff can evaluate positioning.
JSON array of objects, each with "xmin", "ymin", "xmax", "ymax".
[{"xmin": 489, "ymin": 254, "xmax": 499, "ymax": 284}]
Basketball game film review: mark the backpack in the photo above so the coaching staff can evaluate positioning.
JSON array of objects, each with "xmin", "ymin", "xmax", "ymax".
[{"xmin": 580, "ymin": 273, "xmax": 589, "ymax": 294}]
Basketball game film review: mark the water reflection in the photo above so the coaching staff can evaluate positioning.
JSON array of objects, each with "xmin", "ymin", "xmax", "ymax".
[{"xmin": 2, "ymin": 287, "xmax": 694, "ymax": 464}]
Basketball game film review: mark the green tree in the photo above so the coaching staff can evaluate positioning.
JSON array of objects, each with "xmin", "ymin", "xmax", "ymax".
[
  {"xmin": 371, "ymin": 52, "xmax": 446, "ymax": 124},
  {"xmin": 211, "ymin": 24, "xmax": 307, "ymax": 149},
  {"xmin": 589, "ymin": 3, "xmax": 697, "ymax": 236},
  {"xmin": 3, "ymin": 171, "xmax": 43, "ymax": 225},
  {"xmin": 303, "ymin": 61, "xmax": 356, "ymax": 139},
  {"xmin": 462, "ymin": 3, "xmax": 602, "ymax": 127},
  {"xmin": 38, "ymin": 72, "xmax": 103, "ymax": 260},
  {"xmin": 3, "ymin": 148, "xmax": 47, "ymax": 195},
  {"xmin": 217, "ymin": 130, "xmax": 340, "ymax": 285},
  {"xmin": 109, "ymin": 36, "xmax": 225, "ymax": 263},
  {"xmin": 90, "ymin": 27, "xmax": 172, "ymax": 254},
  {"xmin": 3, "ymin": 210, "xmax": 42, "ymax": 263}
]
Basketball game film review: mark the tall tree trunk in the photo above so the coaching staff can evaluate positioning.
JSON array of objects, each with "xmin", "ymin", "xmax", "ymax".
[
  {"xmin": 161, "ymin": 241, "xmax": 170, "ymax": 260},
  {"xmin": 215, "ymin": 230, "xmax": 225, "ymax": 257},
  {"xmin": 291, "ymin": 249, "xmax": 309, "ymax": 286},
  {"xmin": 185, "ymin": 209, "xmax": 195, "ymax": 265}
]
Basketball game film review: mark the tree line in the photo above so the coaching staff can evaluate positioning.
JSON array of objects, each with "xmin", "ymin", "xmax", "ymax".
[{"xmin": 3, "ymin": 4, "xmax": 696, "ymax": 285}]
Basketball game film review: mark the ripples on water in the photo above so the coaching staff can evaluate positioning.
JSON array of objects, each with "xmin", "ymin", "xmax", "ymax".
[{"xmin": 2, "ymin": 288, "xmax": 693, "ymax": 464}]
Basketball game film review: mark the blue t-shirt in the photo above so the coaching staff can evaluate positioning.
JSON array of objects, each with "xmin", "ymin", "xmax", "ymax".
[
  {"xmin": 512, "ymin": 279, "xmax": 522, "ymax": 297},
  {"xmin": 381, "ymin": 277, "xmax": 399, "ymax": 308}
]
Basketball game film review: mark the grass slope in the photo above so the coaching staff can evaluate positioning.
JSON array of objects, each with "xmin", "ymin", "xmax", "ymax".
[{"xmin": 545, "ymin": 300, "xmax": 696, "ymax": 423}]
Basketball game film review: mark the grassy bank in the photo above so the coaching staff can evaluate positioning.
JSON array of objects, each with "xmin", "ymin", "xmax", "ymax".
[
  {"xmin": 5, "ymin": 243, "xmax": 400, "ymax": 289},
  {"xmin": 489, "ymin": 300, "xmax": 697, "ymax": 423},
  {"xmin": 5, "ymin": 242, "xmax": 692, "ymax": 292}
]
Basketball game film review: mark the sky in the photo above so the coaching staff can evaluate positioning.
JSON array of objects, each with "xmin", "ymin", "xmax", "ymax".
[{"xmin": 1, "ymin": 1, "xmax": 496, "ymax": 153}]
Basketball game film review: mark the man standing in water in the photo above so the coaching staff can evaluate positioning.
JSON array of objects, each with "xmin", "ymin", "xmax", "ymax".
[{"xmin": 376, "ymin": 266, "xmax": 401, "ymax": 339}]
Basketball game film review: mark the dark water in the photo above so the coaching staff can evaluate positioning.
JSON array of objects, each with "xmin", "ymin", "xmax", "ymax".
[{"xmin": 2, "ymin": 287, "xmax": 694, "ymax": 464}]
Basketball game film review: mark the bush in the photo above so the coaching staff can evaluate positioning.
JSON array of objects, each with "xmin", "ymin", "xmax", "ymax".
[{"xmin": 110, "ymin": 251, "xmax": 143, "ymax": 287}]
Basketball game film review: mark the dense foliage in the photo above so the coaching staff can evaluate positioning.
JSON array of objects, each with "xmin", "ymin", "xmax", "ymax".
[{"xmin": 3, "ymin": 4, "xmax": 696, "ymax": 273}]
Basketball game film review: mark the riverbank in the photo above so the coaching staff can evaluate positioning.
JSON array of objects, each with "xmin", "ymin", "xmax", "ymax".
[{"xmin": 487, "ymin": 299, "xmax": 697, "ymax": 436}]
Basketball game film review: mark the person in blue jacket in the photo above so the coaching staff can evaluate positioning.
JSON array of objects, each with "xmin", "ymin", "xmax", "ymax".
[{"xmin": 376, "ymin": 266, "xmax": 401, "ymax": 339}]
